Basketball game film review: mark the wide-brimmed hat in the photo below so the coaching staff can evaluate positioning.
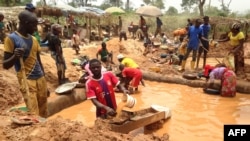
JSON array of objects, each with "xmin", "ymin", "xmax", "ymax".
[{"xmin": 117, "ymin": 54, "xmax": 124, "ymax": 59}]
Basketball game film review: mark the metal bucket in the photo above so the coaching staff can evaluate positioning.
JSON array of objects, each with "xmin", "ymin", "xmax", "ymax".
[{"xmin": 121, "ymin": 94, "xmax": 136, "ymax": 108}]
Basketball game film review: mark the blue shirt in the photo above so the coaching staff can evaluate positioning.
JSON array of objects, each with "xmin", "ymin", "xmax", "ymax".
[
  {"xmin": 8, "ymin": 32, "xmax": 44, "ymax": 79},
  {"xmin": 187, "ymin": 26, "xmax": 202, "ymax": 50},
  {"xmin": 200, "ymin": 24, "xmax": 211, "ymax": 38}
]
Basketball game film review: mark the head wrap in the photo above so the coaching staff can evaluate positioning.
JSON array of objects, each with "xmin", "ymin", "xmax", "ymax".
[
  {"xmin": 204, "ymin": 65, "xmax": 215, "ymax": 77},
  {"xmin": 231, "ymin": 23, "xmax": 241, "ymax": 30}
]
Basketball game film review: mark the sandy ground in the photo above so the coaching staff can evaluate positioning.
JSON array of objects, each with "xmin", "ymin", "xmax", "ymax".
[{"xmin": 0, "ymin": 36, "xmax": 250, "ymax": 140}]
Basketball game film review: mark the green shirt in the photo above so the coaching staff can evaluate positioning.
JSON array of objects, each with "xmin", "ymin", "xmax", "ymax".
[
  {"xmin": 33, "ymin": 31, "xmax": 41, "ymax": 44},
  {"xmin": 0, "ymin": 22, "xmax": 4, "ymax": 30}
]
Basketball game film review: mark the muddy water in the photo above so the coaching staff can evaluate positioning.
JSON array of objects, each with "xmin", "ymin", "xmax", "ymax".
[{"xmin": 49, "ymin": 81, "xmax": 250, "ymax": 141}]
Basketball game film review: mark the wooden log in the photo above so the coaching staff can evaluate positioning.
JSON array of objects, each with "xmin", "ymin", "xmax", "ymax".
[
  {"xmin": 142, "ymin": 70, "xmax": 250, "ymax": 94},
  {"xmin": 47, "ymin": 88, "xmax": 87, "ymax": 116}
]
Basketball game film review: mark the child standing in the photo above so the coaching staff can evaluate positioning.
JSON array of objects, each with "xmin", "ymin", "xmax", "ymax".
[{"xmin": 72, "ymin": 28, "xmax": 80, "ymax": 55}]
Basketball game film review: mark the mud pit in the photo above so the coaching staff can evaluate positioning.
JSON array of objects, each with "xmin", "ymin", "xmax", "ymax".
[{"xmin": 1, "ymin": 35, "xmax": 250, "ymax": 140}]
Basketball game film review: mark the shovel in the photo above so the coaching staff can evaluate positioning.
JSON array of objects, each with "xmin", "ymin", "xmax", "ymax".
[
  {"xmin": 19, "ymin": 57, "xmax": 30, "ymax": 107},
  {"xmin": 199, "ymin": 45, "xmax": 221, "ymax": 64}
]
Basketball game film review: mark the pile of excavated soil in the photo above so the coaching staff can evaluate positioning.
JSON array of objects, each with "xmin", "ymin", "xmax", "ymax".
[
  {"xmin": 0, "ymin": 48, "xmax": 23, "ymax": 112},
  {"xmin": 0, "ymin": 113, "xmax": 169, "ymax": 141}
]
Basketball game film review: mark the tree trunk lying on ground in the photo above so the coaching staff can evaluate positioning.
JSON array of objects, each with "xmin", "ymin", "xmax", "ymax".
[
  {"xmin": 142, "ymin": 70, "xmax": 250, "ymax": 94},
  {"xmin": 47, "ymin": 88, "xmax": 86, "ymax": 116}
]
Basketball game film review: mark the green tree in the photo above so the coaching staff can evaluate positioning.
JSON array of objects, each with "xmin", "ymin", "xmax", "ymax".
[
  {"xmin": 204, "ymin": 5, "xmax": 221, "ymax": 16},
  {"xmin": 218, "ymin": 0, "xmax": 232, "ymax": 14},
  {"xmin": 166, "ymin": 6, "xmax": 178, "ymax": 15},
  {"xmin": 181, "ymin": 0, "xmax": 206, "ymax": 16},
  {"xmin": 71, "ymin": 0, "xmax": 97, "ymax": 7},
  {"xmin": 99, "ymin": 1, "xmax": 111, "ymax": 10},
  {"xmin": 154, "ymin": 0, "xmax": 164, "ymax": 9},
  {"xmin": 109, "ymin": 0, "xmax": 122, "ymax": 7},
  {"xmin": 125, "ymin": 0, "xmax": 129, "ymax": 10},
  {"xmin": 142, "ymin": 0, "xmax": 165, "ymax": 9},
  {"xmin": 143, "ymin": 0, "xmax": 151, "ymax": 5},
  {"xmin": 0, "ymin": 0, "xmax": 32, "ymax": 6}
]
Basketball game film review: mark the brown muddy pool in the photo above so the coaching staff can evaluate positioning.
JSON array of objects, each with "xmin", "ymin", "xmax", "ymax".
[{"xmin": 49, "ymin": 81, "xmax": 250, "ymax": 141}]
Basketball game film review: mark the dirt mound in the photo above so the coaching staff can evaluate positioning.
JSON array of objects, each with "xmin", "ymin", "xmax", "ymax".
[
  {"xmin": 0, "ymin": 47, "xmax": 23, "ymax": 112},
  {"xmin": 0, "ymin": 70, "xmax": 23, "ymax": 111},
  {"xmin": 1, "ymin": 115, "xmax": 169, "ymax": 141}
]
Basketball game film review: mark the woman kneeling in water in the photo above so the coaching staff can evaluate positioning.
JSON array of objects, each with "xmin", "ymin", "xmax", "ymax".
[{"xmin": 204, "ymin": 64, "xmax": 237, "ymax": 97}]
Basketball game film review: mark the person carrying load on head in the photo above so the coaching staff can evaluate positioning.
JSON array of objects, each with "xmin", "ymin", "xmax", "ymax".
[{"xmin": 173, "ymin": 27, "xmax": 188, "ymax": 43}]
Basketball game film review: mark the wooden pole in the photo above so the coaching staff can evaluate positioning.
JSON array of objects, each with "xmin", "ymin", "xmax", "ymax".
[
  {"xmin": 88, "ymin": 17, "xmax": 91, "ymax": 41},
  {"xmin": 19, "ymin": 58, "xmax": 30, "ymax": 108},
  {"xmin": 86, "ymin": 16, "xmax": 89, "ymax": 41},
  {"xmin": 98, "ymin": 18, "xmax": 101, "ymax": 40}
]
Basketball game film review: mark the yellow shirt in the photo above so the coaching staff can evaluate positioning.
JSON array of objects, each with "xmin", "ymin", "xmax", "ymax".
[
  {"xmin": 121, "ymin": 58, "xmax": 139, "ymax": 68},
  {"xmin": 228, "ymin": 32, "xmax": 245, "ymax": 47}
]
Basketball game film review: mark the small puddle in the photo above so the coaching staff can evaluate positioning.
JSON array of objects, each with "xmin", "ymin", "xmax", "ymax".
[{"xmin": 49, "ymin": 81, "xmax": 250, "ymax": 141}]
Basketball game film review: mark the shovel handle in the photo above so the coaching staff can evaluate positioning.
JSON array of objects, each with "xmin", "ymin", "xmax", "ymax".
[
  {"xmin": 200, "ymin": 45, "xmax": 221, "ymax": 64},
  {"xmin": 19, "ymin": 58, "xmax": 30, "ymax": 98}
]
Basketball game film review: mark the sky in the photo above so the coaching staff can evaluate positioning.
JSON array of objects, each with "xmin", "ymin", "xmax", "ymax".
[
  {"xmin": 92, "ymin": 0, "xmax": 250, "ymax": 13},
  {"xmin": 33, "ymin": 0, "xmax": 250, "ymax": 13}
]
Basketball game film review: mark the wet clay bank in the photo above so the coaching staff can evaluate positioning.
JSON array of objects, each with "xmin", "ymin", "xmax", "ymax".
[{"xmin": 50, "ymin": 81, "xmax": 250, "ymax": 141}]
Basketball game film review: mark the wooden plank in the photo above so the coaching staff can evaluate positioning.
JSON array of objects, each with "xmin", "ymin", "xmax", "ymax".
[
  {"xmin": 130, "ymin": 113, "xmax": 154, "ymax": 121},
  {"xmin": 122, "ymin": 107, "xmax": 153, "ymax": 114},
  {"xmin": 110, "ymin": 111, "xmax": 165, "ymax": 134}
]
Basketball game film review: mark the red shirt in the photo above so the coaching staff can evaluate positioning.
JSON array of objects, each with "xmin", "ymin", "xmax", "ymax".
[
  {"xmin": 86, "ymin": 72, "xmax": 119, "ymax": 117},
  {"xmin": 122, "ymin": 68, "xmax": 142, "ymax": 78}
]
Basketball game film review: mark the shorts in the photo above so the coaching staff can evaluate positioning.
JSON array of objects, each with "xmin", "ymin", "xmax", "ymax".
[
  {"xmin": 199, "ymin": 40, "xmax": 209, "ymax": 53},
  {"xmin": 51, "ymin": 51, "xmax": 67, "ymax": 71},
  {"xmin": 101, "ymin": 53, "xmax": 112, "ymax": 62}
]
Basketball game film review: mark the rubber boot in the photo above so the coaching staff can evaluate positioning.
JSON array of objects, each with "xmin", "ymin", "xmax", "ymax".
[
  {"xmin": 179, "ymin": 60, "xmax": 186, "ymax": 71},
  {"xmin": 191, "ymin": 61, "xmax": 195, "ymax": 70}
]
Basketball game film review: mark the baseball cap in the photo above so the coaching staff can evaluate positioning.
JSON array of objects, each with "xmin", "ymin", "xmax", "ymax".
[
  {"xmin": 25, "ymin": 3, "xmax": 36, "ymax": 10},
  {"xmin": 117, "ymin": 54, "xmax": 124, "ymax": 59}
]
